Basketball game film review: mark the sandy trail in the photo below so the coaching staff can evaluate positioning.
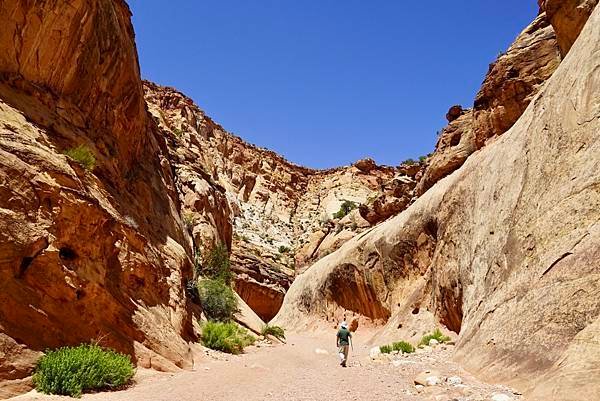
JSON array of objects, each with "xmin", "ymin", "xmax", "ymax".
[{"xmin": 13, "ymin": 332, "xmax": 520, "ymax": 401}]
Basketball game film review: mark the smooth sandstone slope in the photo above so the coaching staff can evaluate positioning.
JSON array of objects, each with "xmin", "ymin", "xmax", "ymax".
[
  {"xmin": 416, "ymin": 12, "xmax": 561, "ymax": 195},
  {"xmin": 0, "ymin": 1, "xmax": 198, "ymax": 396},
  {"xmin": 274, "ymin": 4, "xmax": 600, "ymax": 399}
]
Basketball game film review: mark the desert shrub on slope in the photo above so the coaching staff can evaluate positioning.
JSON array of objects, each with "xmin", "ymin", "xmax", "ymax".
[
  {"xmin": 197, "ymin": 279, "xmax": 239, "ymax": 322},
  {"xmin": 201, "ymin": 321, "xmax": 255, "ymax": 354}
]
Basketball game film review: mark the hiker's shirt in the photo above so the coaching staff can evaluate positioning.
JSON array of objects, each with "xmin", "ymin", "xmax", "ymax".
[{"xmin": 337, "ymin": 328, "xmax": 352, "ymax": 346}]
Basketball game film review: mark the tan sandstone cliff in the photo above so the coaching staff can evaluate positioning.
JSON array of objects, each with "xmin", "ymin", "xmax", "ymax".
[
  {"xmin": 274, "ymin": 3, "xmax": 600, "ymax": 400},
  {"xmin": 0, "ymin": 0, "xmax": 197, "ymax": 397}
]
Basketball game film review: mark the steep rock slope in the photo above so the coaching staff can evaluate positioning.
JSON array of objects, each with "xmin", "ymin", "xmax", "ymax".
[
  {"xmin": 275, "ymin": 4, "xmax": 600, "ymax": 399},
  {"xmin": 416, "ymin": 12, "xmax": 561, "ymax": 195},
  {"xmin": 0, "ymin": 1, "xmax": 196, "ymax": 396},
  {"xmin": 143, "ymin": 83, "xmax": 413, "ymax": 321}
]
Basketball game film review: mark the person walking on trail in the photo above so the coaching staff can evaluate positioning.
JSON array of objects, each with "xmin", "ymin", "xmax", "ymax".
[{"xmin": 336, "ymin": 321, "xmax": 352, "ymax": 367}]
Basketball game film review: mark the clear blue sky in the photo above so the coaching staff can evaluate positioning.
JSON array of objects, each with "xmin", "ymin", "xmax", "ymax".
[{"xmin": 129, "ymin": 1, "xmax": 538, "ymax": 168}]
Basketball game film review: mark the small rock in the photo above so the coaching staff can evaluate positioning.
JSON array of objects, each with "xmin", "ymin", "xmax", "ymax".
[
  {"xmin": 415, "ymin": 370, "xmax": 442, "ymax": 386},
  {"xmin": 314, "ymin": 348, "xmax": 329, "ymax": 355},
  {"xmin": 447, "ymin": 376, "xmax": 463, "ymax": 385},
  {"xmin": 490, "ymin": 393, "xmax": 512, "ymax": 401},
  {"xmin": 369, "ymin": 346, "xmax": 381, "ymax": 359},
  {"xmin": 429, "ymin": 338, "xmax": 439, "ymax": 346}
]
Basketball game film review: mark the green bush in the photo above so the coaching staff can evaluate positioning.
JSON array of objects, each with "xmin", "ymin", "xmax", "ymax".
[
  {"xmin": 261, "ymin": 324, "xmax": 285, "ymax": 340},
  {"xmin": 64, "ymin": 145, "xmax": 96, "ymax": 171},
  {"xmin": 278, "ymin": 245, "xmax": 290, "ymax": 254},
  {"xmin": 197, "ymin": 279, "xmax": 239, "ymax": 322},
  {"xmin": 333, "ymin": 200, "xmax": 357, "ymax": 219},
  {"xmin": 379, "ymin": 344, "xmax": 393, "ymax": 354},
  {"xmin": 418, "ymin": 155, "xmax": 427, "ymax": 163},
  {"xmin": 392, "ymin": 341, "xmax": 415, "ymax": 353},
  {"xmin": 196, "ymin": 243, "xmax": 232, "ymax": 284},
  {"xmin": 202, "ymin": 321, "xmax": 255, "ymax": 354},
  {"xmin": 419, "ymin": 328, "xmax": 451, "ymax": 346},
  {"xmin": 401, "ymin": 158, "xmax": 417, "ymax": 166},
  {"xmin": 33, "ymin": 344, "xmax": 134, "ymax": 398}
]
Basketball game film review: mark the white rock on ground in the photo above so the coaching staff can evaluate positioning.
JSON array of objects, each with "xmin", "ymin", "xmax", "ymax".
[
  {"xmin": 491, "ymin": 393, "xmax": 513, "ymax": 401},
  {"xmin": 369, "ymin": 346, "xmax": 381, "ymax": 359}
]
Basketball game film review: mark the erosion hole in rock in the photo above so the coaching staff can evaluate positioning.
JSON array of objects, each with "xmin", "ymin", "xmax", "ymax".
[
  {"xmin": 424, "ymin": 219, "xmax": 438, "ymax": 240},
  {"xmin": 450, "ymin": 132, "xmax": 461, "ymax": 147},
  {"xmin": 412, "ymin": 307, "xmax": 420, "ymax": 315},
  {"xmin": 327, "ymin": 264, "xmax": 391, "ymax": 322},
  {"xmin": 234, "ymin": 279, "xmax": 285, "ymax": 322},
  {"xmin": 437, "ymin": 285, "xmax": 463, "ymax": 334},
  {"xmin": 18, "ymin": 257, "xmax": 34, "ymax": 277},
  {"xmin": 59, "ymin": 247, "xmax": 77, "ymax": 261}
]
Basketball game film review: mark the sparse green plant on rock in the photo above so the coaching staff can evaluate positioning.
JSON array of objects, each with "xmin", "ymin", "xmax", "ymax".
[
  {"xmin": 379, "ymin": 344, "xmax": 393, "ymax": 354},
  {"xmin": 278, "ymin": 245, "xmax": 290, "ymax": 253},
  {"xmin": 392, "ymin": 341, "xmax": 415, "ymax": 353},
  {"xmin": 33, "ymin": 344, "xmax": 134, "ymax": 398},
  {"xmin": 401, "ymin": 158, "xmax": 417, "ymax": 166},
  {"xmin": 418, "ymin": 328, "xmax": 451, "ymax": 347},
  {"xmin": 333, "ymin": 200, "xmax": 357, "ymax": 219},
  {"xmin": 418, "ymin": 155, "xmax": 427, "ymax": 163},
  {"xmin": 201, "ymin": 321, "xmax": 255, "ymax": 354},
  {"xmin": 261, "ymin": 324, "xmax": 285, "ymax": 340},
  {"xmin": 64, "ymin": 145, "xmax": 96, "ymax": 171},
  {"xmin": 182, "ymin": 212, "xmax": 195, "ymax": 230},
  {"xmin": 197, "ymin": 279, "xmax": 239, "ymax": 322}
]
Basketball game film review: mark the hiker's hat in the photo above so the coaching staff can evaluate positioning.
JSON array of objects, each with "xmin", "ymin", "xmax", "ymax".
[{"xmin": 340, "ymin": 321, "xmax": 348, "ymax": 329}]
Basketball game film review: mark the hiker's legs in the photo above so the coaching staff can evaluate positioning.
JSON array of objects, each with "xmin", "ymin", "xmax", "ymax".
[{"xmin": 342, "ymin": 345, "xmax": 349, "ymax": 366}]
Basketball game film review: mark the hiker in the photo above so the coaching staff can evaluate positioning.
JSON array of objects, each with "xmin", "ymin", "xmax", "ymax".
[{"xmin": 336, "ymin": 321, "xmax": 352, "ymax": 367}]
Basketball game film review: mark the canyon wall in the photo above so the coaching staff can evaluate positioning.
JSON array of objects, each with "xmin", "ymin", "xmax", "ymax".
[
  {"xmin": 274, "ymin": 3, "xmax": 600, "ymax": 400},
  {"xmin": 0, "ymin": 1, "xmax": 196, "ymax": 397},
  {"xmin": 143, "ymin": 83, "xmax": 421, "ymax": 321}
]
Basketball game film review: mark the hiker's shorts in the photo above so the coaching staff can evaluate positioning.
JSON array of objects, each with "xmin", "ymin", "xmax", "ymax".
[{"xmin": 338, "ymin": 345, "xmax": 349, "ymax": 362}]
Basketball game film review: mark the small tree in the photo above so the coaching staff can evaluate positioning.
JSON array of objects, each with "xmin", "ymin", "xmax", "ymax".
[
  {"xmin": 197, "ymin": 279, "xmax": 239, "ymax": 322},
  {"xmin": 196, "ymin": 243, "xmax": 232, "ymax": 285}
]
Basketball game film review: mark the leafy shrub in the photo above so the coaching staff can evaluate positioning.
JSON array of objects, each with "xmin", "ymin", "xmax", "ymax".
[
  {"xmin": 333, "ymin": 200, "xmax": 357, "ymax": 219},
  {"xmin": 64, "ymin": 145, "xmax": 96, "ymax": 171},
  {"xmin": 419, "ymin": 328, "xmax": 451, "ymax": 346},
  {"xmin": 33, "ymin": 344, "xmax": 134, "ymax": 398},
  {"xmin": 196, "ymin": 243, "xmax": 232, "ymax": 284},
  {"xmin": 379, "ymin": 344, "xmax": 393, "ymax": 354},
  {"xmin": 278, "ymin": 245, "xmax": 290, "ymax": 254},
  {"xmin": 418, "ymin": 155, "xmax": 427, "ymax": 163},
  {"xmin": 261, "ymin": 324, "xmax": 285, "ymax": 340},
  {"xmin": 401, "ymin": 158, "xmax": 417, "ymax": 166},
  {"xmin": 202, "ymin": 321, "xmax": 255, "ymax": 354},
  {"xmin": 392, "ymin": 341, "xmax": 415, "ymax": 353},
  {"xmin": 197, "ymin": 279, "xmax": 239, "ymax": 322}
]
